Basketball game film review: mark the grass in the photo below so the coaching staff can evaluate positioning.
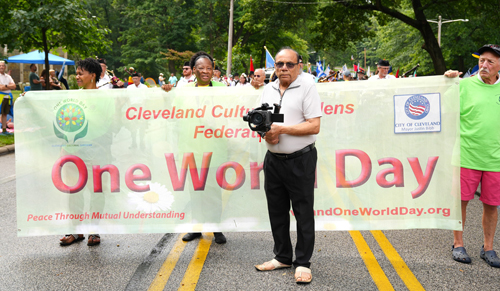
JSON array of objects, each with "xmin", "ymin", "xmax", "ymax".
[{"xmin": 0, "ymin": 134, "xmax": 14, "ymax": 147}]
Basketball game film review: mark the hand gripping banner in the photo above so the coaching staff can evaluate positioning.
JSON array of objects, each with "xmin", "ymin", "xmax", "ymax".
[{"xmin": 15, "ymin": 76, "xmax": 461, "ymax": 236}]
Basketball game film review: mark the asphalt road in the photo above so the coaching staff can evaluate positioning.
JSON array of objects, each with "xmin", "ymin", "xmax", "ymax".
[{"xmin": 1, "ymin": 152, "xmax": 499, "ymax": 291}]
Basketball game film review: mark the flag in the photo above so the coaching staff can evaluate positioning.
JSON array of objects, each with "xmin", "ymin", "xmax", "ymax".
[
  {"xmin": 463, "ymin": 68, "xmax": 471, "ymax": 78},
  {"xmin": 264, "ymin": 47, "xmax": 275, "ymax": 68},
  {"xmin": 470, "ymin": 65, "xmax": 479, "ymax": 76},
  {"xmin": 353, "ymin": 64, "xmax": 358, "ymax": 72},
  {"xmin": 342, "ymin": 64, "xmax": 348, "ymax": 73},
  {"xmin": 395, "ymin": 68, "xmax": 400, "ymax": 78},
  {"xmin": 413, "ymin": 69, "xmax": 417, "ymax": 77},
  {"xmin": 367, "ymin": 66, "xmax": 371, "ymax": 77},
  {"xmin": 351, "ymin": 55, "xmax": 354, "ymax": 61},
  {"xmin": 316, "ymin": 61, "xmax": 326, "ymax": 78},
  {"xmin": 388, "ymin": 66, "xmax": 393, "ymax": 75},
  {"xmin": 325, "ymin": 65, "xmax": 331, "ymax": 76},
  {"xmin": 250, "ymin": 56, "xmax": 254, "ymax": 72},
  {"xmin": 307, "ymin": 63, "xmax": 312, "ymax": 74},
  {"xmin": 58, "ymin": 61, "xmax": 66, "ymax": 80}
]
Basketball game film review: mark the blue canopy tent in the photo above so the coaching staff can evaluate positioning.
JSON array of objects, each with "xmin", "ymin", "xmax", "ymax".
[{"xmin": 6, "ymin": 50, "xmax": 75, "ymax": 65}]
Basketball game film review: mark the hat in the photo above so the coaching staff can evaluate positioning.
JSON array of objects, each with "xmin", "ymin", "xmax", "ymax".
[
  {"xmin": 343, "ymin": 71, "xmax": 351, "ymax": 77},
  {"xmin": 184, "ymin": 61, "xmax": 190, "ymax": 67},
  {"xmin": 214, "ymin": 66, "xmax": 220, "ymax": 71},
  {"xmin": 131, "ymin": 72, "xmax": 140, "ymax": 77},
  {"xmin": 357, "ymin": 68, "xmax": 365, "ymax": 74},
  {"xmin": 129, "ymin": 67, "xmax": 135, "ymax": 71},
  {"xmin": 160, "ymin": 73, "xmax": 163, "ymax": 76},
  {"xmin": 477, "ymin": 44, "xmax": 500, "ymax": 57},
  {"xmin": 241, "ymin": 73, "xmax": 247, "ymax": 78},
  {"xmin": 377, "ymin": 59, "xmax": 390, "ymax": 67}
]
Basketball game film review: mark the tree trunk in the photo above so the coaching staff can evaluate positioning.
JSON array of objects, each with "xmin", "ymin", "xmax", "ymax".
[
  {"xmin": 410, "ymin": 0, "xmax": 446, "ymax": 74},
  {"xmin": 418, "ymin": 24, "xmax": 447, "ymax": 74},
  {"xmin": 260, "ymin": 43, "xmax": 266, "ymax": 68},
  {"xmin": 42, "ymin": 28, "xmax": 51, "ymax": 90},
  {"xmin": 168, "ymin": 60, "xmax": 176, "ymax": 76},
  {"xmin": 209, "ymin": 2, "xmax": 214, "ymax": 56}
]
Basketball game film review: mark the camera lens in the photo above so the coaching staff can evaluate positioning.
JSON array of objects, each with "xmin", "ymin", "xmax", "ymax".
[{"xmin": 250, "ymin": 113, "xmax": 264, "ymax": 125}]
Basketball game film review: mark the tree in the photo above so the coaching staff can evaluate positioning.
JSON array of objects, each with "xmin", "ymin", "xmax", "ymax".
[
  {"xmin": 1, "ymin": 0, "xmax": 110, "ymax": 89},
  {"xmin": 117, "ymin": 0, "xmax": 199, "ymax": 78},
  {"xmin": 314, "ymin": 0, "xmax": 481, "ymax": 74}
]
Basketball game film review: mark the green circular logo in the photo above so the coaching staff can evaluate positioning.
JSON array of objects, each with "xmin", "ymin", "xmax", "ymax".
[{"xmin": 56, "ymin": 103, "xmax": 86, "ymax": 133}]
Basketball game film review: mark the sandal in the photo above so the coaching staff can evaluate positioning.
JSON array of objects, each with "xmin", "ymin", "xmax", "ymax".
[
  {"xmin": 60, "ymin": 234, "xmax": 84, "ymax": 246},
  {"xmin": 452, "ymin": 245, "xmax": 471, "ymax": 264},
  {"xmin": 480, "ymin": 246, "xmax": 500, "ymax": 268},
  {"xmin": 295, "ymin": 266, "xmax": 312, "ymax": 284},
  {"xmin": 87, "ymin": 234, "xmax": 101, "ymax": 246},
  {"xmin": 255, "ymin": 259, "xmax": 291, "ymax": 271}
]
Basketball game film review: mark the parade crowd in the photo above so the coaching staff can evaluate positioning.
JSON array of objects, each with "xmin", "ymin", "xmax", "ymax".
[{"xmin": 2, "ymin": 43, "xmax": 500, "ymax": 285}]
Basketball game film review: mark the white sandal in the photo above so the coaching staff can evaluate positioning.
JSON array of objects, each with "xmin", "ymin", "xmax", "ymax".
[
  {"xmin": 295, "ymin": 266, "xmax": 312, "ymax": 284},
  {"xmin": 255, "ymin": 259, "xmax": 291, "ymax": 271}
]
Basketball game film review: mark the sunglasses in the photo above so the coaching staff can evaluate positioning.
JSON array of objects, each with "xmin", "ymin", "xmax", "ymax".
[
  {"xmin": 182, "ymin": 67, "xmax": 190, "ymax": 70},
  {"xmin": 254, "ymin": 75, "xmax": 262, "ymax": 78},
  {"xmin": 275, "ymin": 62, "xmax": 299, "ymax": 69}
]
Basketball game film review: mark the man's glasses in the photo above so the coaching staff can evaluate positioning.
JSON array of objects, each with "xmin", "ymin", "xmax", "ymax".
[
  {"xmin": 182, "ymin": 67, "xmax": 190, "ymax": 70},
  {"xmin": 275, "ymin": 62, "xmax": 299, "ymax": 69},
  {"xmin": 254, "ymin": 75, "xmax": 262, "ymax": 78}
]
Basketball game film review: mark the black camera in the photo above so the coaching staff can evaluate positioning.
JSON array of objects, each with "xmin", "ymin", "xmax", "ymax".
[{"xmin": 243, "ymin": 103, "xmax": 284, "ymax": 137}]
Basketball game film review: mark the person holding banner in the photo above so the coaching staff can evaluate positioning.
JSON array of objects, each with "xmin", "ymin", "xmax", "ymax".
[
  {"xmin": 161, "ymin": 51, "xmax": 227, "ymax": 244},
  {"xmin": 59, "ymin": 57, "xmax": 104, "ymax": 246},
  {"xmin": 445, "ymin": 44, "xmax": 500, "ymax": 268},
  {"xmin": 254, "ymin": 47, "xmax": 321, "ymax": 284}
]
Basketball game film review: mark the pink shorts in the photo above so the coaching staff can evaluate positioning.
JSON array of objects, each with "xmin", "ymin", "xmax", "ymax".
[{"xmin": 461, "ymin": 167, "xmax": 500, "ymax": 206}]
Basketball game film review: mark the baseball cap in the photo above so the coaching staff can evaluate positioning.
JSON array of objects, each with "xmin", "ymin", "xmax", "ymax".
[
  {"xmin": 344, "ymin": 71, "xmax": 351, "ymax": 77},
  {"xmin": 477, "ymin": 44, "xmax": 500, "ymax": 57}
]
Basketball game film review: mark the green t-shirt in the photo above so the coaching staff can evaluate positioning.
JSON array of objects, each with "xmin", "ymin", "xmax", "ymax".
[
  {"xmin": 29, "ymin": 72, "xmax": 42, "ymax": 90},
  {"xmin": 460, "ymin": 75, "xmax": 500, "ymax": 171},
  {"xmin": 185, "ymin": 81, "xmax": 226, "ymax": 87}
]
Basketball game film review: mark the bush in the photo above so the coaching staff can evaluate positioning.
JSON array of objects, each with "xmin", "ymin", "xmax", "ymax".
[{"xmin": 67, "ymin": 75, "xmax": 79, "ymax": 89}]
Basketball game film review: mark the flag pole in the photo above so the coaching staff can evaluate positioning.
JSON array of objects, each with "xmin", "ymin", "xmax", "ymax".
[{"xmin": 263, "ymin": 46, "xmax": 275, "ymax": 62}]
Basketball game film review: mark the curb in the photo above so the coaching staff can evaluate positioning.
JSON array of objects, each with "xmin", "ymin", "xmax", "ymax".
[{"xmin": 0, "ymin": 144, "xmax": 15, "ymax": 156}]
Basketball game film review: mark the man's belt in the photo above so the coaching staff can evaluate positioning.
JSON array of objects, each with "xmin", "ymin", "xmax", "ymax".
[{"xmin": 270, "ymin": 143, "xmax": 315, "ymax": 160}]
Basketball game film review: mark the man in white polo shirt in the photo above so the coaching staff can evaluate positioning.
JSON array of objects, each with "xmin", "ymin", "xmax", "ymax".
[
  {"xmin": 254, "ymin": 47, "xmax": 321, "ymax": 284},
  {"xmin": 0, "ymin": 61, "xmax": 16, "ymax": 135},
  {"xmin": 369, "ymin": 59, "xmax": 396, "ymax": 80},
  {"xmin": 127, "ymin": 72, "xmax": 148, "ymax": 89},
  {"xmin": 177, "ymin": 62, "xmax": 196, "ymax": 87}
]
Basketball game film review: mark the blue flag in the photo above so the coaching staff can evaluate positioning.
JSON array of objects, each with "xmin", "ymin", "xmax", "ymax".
[
  {"xmin": 266, "ymin": 50, "xmax": 275, "ymax": 68},
  {"xmin": 316, "ymin": 61, "xmax": 326, "ymax": 78}
]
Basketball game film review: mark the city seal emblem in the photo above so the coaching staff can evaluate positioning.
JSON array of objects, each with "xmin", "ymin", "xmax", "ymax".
[{"xmin": 404, "ymin": 94, "xmax": 430, "ymax": 120}]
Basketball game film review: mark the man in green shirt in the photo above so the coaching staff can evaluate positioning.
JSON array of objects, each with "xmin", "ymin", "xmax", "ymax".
[
  {"xmin": 29, "ymin": 64, "xmax": 44, "ymax": 90},
  {"xmin": 445, "ymin": 44, "xmax": 500, "ymax": 268}
]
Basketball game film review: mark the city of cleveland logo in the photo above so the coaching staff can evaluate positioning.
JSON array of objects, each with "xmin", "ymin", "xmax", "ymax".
[
  {"xmin": 404, "ymin": 95, "xmax": 430, "ymax": 120},
  {"xmin": 53, "ymin": 103, "xmax": 88, "ymax": 143}
]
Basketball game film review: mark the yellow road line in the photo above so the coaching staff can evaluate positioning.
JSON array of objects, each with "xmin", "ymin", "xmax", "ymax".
[
  {"xmin": 178, "ymin": 233, "xmax": 214, "ymax": 291},
  {"xmin": 148, "ymin": 233, "xmax": 188, "ymax": 291},
  {"xmin": 371, "ymin": 230, "xmax": 425, "ymax": 291},
  {"xmin": 349, "ymin": 231, "xmax": 395, "ymax": 291}
]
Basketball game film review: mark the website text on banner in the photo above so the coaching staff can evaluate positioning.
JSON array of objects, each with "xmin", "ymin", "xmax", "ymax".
[{"xmin": 15, "ymin": 76, "xmax": 461, "ymax": 237}]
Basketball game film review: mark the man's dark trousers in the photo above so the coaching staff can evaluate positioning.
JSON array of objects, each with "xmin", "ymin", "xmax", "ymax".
[{"xmin": 263, "ymin": 147, "xmax": 317, "ymax": 268}]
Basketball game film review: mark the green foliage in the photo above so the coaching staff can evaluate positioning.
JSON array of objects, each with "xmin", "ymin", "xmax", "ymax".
[
  {"xmin": 67, "ymin": 75, "xmax": 79, "ymax": 90},
  {"xmin": 1, "ymin": 0, "xmax": 110, "ymax": 57}
]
